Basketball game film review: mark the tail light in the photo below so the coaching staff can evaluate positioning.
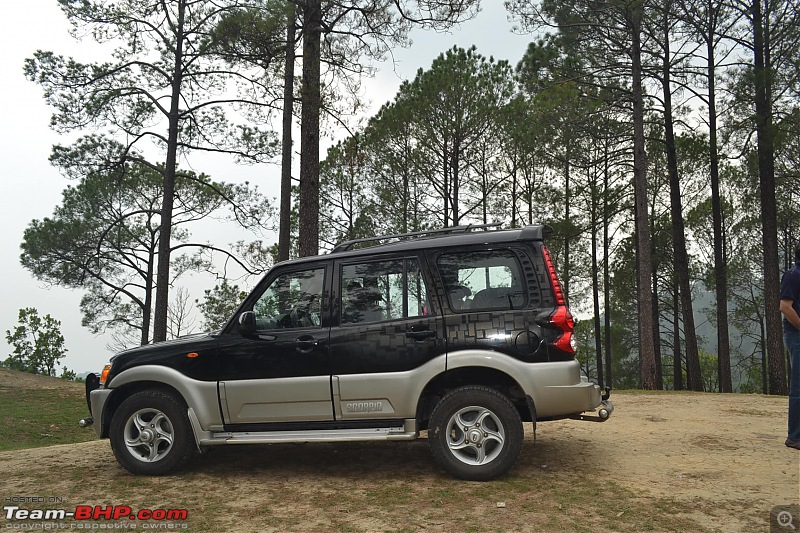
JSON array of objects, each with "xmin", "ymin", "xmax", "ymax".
[{"xmin": 541, "ymin": 245, "xmax": 575, "ymax": 353}]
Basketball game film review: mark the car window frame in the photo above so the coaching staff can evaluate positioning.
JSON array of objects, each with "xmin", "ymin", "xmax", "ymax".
[
  {"xmin": 224, "ymin": 261, "xmax": 330, "ymax": 334},
  {"xmin": 336, "ymin": 254, "xmax": 433, "ymax": 327},
  {"xmin": 434, "ymin": 247, "xmax": 530, "ymax": 313}
]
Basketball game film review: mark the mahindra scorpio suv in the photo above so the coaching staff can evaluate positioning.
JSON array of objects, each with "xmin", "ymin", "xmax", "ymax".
[{"xmin": 80, "ymin": 224, "xmax": 612, "ymax": 481}]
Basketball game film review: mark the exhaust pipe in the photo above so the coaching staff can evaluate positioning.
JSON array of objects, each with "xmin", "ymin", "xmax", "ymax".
[{"xmin": 78, "ymin": 418, "xmax": 94, "ymax": 428}]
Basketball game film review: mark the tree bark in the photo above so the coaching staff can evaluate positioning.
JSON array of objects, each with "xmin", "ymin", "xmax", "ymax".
[
  {"xmin": 603, "ymin": 136, "xmax": 613, "ymax": 389},
  {"xmin": 705, "ymin": 1, "xmax": 732, "ymax": 392},
  {"xmin": 564, "ymin": 154, "xmax": 571, "ymax": 301},
  {"xmin": 630, "ymin": 7, "xmax": 658, "ymax": 389},
  {"xmin": 653, "ymin": 268, "xmax": 664, "ymax": 390},
  {"xmin": 591, "ymin": 176, "xmax": 604, "ymax": 388},
  {"xmin": 752, "ymin": 0, "xmax": 787, "ymax": 395},
  {"xmin": 673, "ymin": 287, "xmax": 684, "ymax": 390},
  {"xmin": 141, "ymin": 243, "xmax": 154, "ymax": 345},
  {"xmin": 451, "ymin": 145, "xmax": 460, "ymax": 226},
  {"xmin": 153, "ymin": 0, "xmax": 186, "ymax": 342},
  {"xmin": 298, "ymin": 0, "xmax": 322, "ymax": 257},
  {"xmin": 278, "ymin": 5, "xmax": 296, "ymax": 262}
]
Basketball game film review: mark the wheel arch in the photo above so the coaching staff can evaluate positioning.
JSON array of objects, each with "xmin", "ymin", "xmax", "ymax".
[
  {"xmin": 101, "ymin": 365, "xmax": 222, "ymax": 438},
  {"xmin": 416, "ymin": 365, "xmax": 534, "ymax": 429},
  {"xmin": 100, "ymin": 381, "xmax": 185, "ymax": 439}
]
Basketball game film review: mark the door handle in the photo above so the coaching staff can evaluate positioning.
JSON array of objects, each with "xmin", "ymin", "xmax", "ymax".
[
  {"xmin": 406, "ymin": 329, "xmax": 436, "ymax": 341},
  {"xmin": 295, "ymin": 336, "xmax": 320, "ymax": 353}
]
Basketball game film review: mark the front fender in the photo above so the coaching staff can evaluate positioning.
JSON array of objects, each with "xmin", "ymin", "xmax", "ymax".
[{"xmin": 106, "ymin": 365, "xmax": 223, "ymax": 430}]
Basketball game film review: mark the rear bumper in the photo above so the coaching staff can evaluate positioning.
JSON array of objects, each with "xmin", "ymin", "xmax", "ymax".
[{"xmin": 526, "ymin": 360, "xmax": 612, "ymax": 420}]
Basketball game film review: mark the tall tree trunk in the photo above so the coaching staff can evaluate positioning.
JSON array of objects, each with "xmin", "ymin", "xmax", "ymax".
[
  {"xmin": 673, "ymin": 287, "xmax": 684, "ymax": 390},
  {"xmin": 752, "ymin": 0, "xmax": 787, "ymax": 394},
  {"xmin": 451, "ymin": 146, "xmax": 460, "ymax": 226},
  {"xmin": 511, "ymin": 150, "xmax": 518, "ymax": 228},
  {"xmin": 402, "ymin": 135, "xmax": 410, "ymax": 234},
  {"xmin": 525, "ymin": 168, "xmax": 535, "ymax": 226},
  {"xmin": 482, "ymin": 173, "xmax": 488, "ymax": 225},
  {"xmin": 443, "ymin": 137, "xmax": 450, "ymax": 227},
  {"xmin": 603, "ymin": 137, "xmax": 613, "ymax": 389},
  {"xmin": 564, "ymin": 154, "xmax": 571, "ymax": 300},
  {"xmin": 278, "ymin": 5, "xmax": 296, "ymax": 262},
  {"xmin": 653, "ymin": 264, "xmax": 664, "ymax": 390},
  {"xmin": 661, "ymin": 7, "xmax": 703, "ymax": 390},
  {"xmin": 759, "ymin": 309, "xmax": 767, "ymax": 393},
  {"xmin": 704, "ymin": 1, "xmax": 733, "ymax": 392},
  {"xmin": 591, "ymin": 177, "xmax": 604, "ymax": 388},
  {"xmin": 298, "ymin": 0, "xmax": 321, "ymax": 257},
  {"xmin": 153, "ymin": 0, "xmax": 186, "ymax": 343},
  {"xmin": 630, "ymin": 7, "xmax": 658, "ymax": 389},
  {"xmin": 141, "ymin": 243, "xmax": 155, "ymax": 345}
]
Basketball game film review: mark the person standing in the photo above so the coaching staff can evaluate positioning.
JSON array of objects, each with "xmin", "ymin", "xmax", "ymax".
[{"xmin": 780, "ymin": 242, "xmax": 800, "ymax": 449}]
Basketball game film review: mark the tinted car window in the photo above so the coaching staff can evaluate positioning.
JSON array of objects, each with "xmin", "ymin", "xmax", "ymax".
[
  {"xmin": 438, "ymin": 250, "xmax": 526, "ymax": 311},
  {"xmin": 341, "ymin": 258, "xmax": 430, "ymax": 324},
  {"xmin": 253, "ymin": 268, "xmax": 324, "ymax": 329}
]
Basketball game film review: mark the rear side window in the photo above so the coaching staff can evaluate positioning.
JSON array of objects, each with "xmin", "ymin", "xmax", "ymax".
[
  {"xmin": 340, "ymin": 258, "xmax": 430, "ymax": 325},
  {"xmin": 438, "ymin": 250, "xmax": 527, "ymax": 311}
]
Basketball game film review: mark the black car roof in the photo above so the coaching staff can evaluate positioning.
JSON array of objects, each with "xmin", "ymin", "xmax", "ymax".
[{"xmin": 275, "ymin": 225, "xmax": 552, "ymax": 268}]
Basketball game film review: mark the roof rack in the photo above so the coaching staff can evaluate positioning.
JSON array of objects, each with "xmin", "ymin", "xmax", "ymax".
[{"xmin": 330, "ymin": 223, "xmax": 502, "ymax": 253}]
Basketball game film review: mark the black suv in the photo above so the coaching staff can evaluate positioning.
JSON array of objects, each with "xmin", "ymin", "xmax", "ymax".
[{"xmin": 81, "ymin": 224, "xmax": 612, "ymax": 481}]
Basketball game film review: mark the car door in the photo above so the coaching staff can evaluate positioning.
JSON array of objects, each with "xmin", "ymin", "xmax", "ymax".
[
  {"xmin": 217, "ymin": 264, "xmax": 333, "ymax": 425},
  {"xmin": 328, "ymin": 254, "xmax": 446, "ymax": 420}
]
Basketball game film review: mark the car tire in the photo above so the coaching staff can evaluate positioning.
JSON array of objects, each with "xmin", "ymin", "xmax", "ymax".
[
  {"xmin": 428, "ymin": 385, "xmax": 524, "ymax": 481},
  {"xmin": 109, "ymin": 389, "xmax": 195, "ymax": 475}
]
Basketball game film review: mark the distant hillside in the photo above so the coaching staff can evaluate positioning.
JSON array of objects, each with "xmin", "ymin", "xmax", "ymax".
[{"xmin": 690, "ymin": 287, "xmax": 759, "ymax": 389}]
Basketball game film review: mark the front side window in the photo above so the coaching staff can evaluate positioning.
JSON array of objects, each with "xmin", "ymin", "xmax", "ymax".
[
  {"xmin": 438, "ymin": 250, "xmax": 526, "ymax": 311},
  {"xmin": 252, "ymin": 268, "xmax": 324, "ymax": 330},
  {"xmin": 341, "ymin": 258, "xmax": 430, "ymax": 325}
]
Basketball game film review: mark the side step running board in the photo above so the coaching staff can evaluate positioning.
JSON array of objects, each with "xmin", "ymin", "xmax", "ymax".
[{"xmin": 188, "ymin": 411, "xmax": 419, "ymax": 446}]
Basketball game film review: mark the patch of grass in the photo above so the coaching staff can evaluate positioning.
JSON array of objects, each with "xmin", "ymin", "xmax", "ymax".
[{"xmin": 0, "ymin": 374, "xmax": 96, "ymax": 451}]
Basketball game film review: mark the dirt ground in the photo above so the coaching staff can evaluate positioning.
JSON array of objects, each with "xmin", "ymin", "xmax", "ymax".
[
  {"xmin": 1, "ymin": 389, "xmax": 798, "ymax": 532},
  {"xmin": 556, "ymin": 391, "xmax": 799, "ymax": 529}
]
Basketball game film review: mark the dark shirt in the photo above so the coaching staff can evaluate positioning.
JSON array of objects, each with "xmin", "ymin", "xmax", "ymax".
[{"xmin": 780, "ymin": 261, "xmax": 800, "ymax": 333}]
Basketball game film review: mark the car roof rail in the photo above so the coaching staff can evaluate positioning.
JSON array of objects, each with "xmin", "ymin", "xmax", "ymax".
[
  {"xmin": 517, "ymin": 224, "xmax": 554, "ymax": 241},
  {"xmin": 330, "ymin": 223, "xmax": 503, "ymax": 253}
]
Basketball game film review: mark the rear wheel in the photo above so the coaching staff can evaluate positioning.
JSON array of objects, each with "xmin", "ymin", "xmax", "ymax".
[
  {"xmin": 428, "ymin": 386, "xmax": 524, "ymax": 481},
  {"xmin": 110, "ymin": 390, "xmax": 195, "ymax": 475}
]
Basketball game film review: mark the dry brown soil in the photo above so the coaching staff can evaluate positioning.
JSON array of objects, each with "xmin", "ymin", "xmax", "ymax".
[{"xmin": 0, "ymin": 381, "xmax": 798, "ymax": 532}]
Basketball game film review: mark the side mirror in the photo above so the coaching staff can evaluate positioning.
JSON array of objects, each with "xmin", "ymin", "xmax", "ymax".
[{"xmin": 238, "ymin": 311, "xmax": 256, "ymax": 335}]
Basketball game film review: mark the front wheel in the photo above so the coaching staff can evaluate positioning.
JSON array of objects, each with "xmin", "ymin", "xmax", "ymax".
[
  {"xmin": 109, "ymin": 390, "xmax": 195, "ymax": 475},
  {"xmin": 428, "ymin": 386, "xmax": 524, "ymax": 481}
]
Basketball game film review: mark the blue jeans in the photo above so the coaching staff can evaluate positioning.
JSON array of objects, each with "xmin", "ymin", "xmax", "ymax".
[{"xmin": 787, "ymin": 330, "xmax": 800, "ymax": 441}]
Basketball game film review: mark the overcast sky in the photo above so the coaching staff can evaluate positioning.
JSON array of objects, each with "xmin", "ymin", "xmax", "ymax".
[{"xmin": 0, "ymin": 1, "xmax": 535, "ymax": 373}]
